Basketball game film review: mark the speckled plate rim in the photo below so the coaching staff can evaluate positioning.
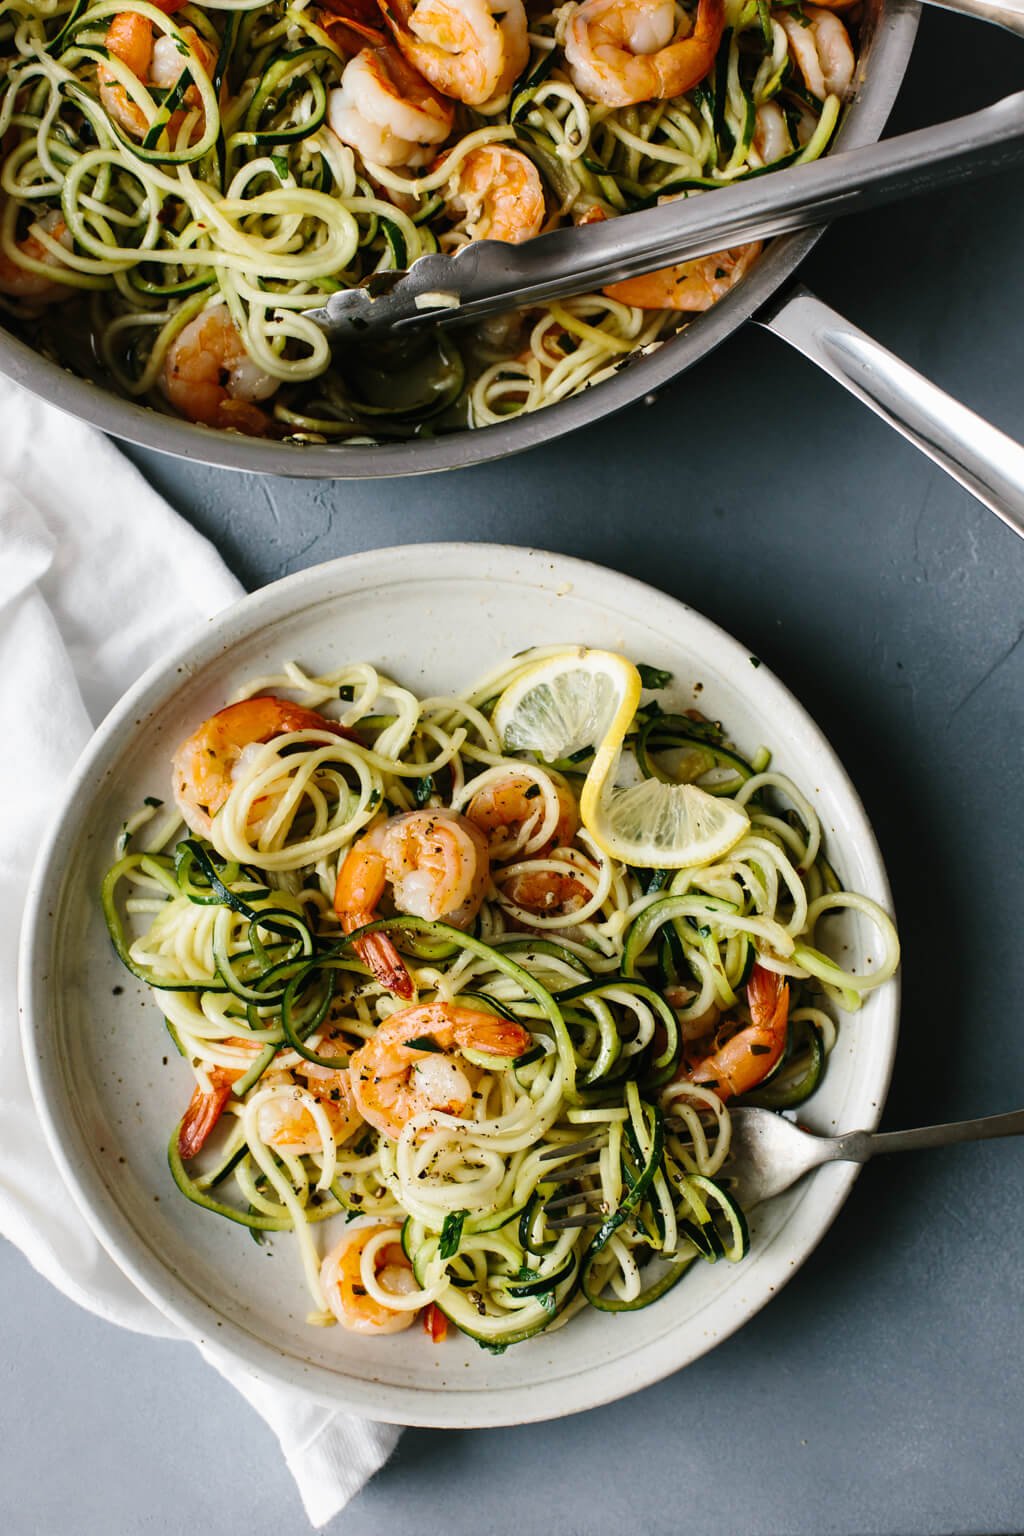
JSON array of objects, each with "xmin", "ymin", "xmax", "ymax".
[{"xmin": 19, "ymin": 545, "xmax": 899, "ymax": 1426}]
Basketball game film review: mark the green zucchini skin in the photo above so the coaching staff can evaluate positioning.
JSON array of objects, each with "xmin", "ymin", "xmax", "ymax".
[
  {"xmin": 168, "ymin": 1125, "xmax": 338, "ymax": 1232},
  {"xmin": 111, "ymin": 786, "xmax": 839, "ymax": 1344},
  {"xmin": 744, "ymin": 1020, "xmax": 825, "ymax": 1110}
]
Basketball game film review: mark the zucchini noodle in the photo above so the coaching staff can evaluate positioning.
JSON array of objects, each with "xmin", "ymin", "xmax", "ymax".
[
  {"xmin": 103, "ymin": 646, "xmax": 899, "ymax": 1347},
  {"xmin": 0, "ymin": 0, "xmax": 855, "ymax": 440}
]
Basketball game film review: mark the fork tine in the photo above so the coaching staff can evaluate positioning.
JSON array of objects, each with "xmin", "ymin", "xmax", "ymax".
[
  {"xmin": 664, "ymin": 1114, "xmax": 716, "ymax": 1135},
  {"xmin": 545, "ymin": 1211, "xmax": 606, "ymax": 1230},
  {"xmin": 542, "ymin": 1156, "xmax": 602, "ymax": 1183},
  {"xmin": 538, "ymin": 1134, "xmax": 605, "ymax": 1163},
  {"xmin": 544, "ymin": 1186, "xmax": 605, "ymax": 1213}
]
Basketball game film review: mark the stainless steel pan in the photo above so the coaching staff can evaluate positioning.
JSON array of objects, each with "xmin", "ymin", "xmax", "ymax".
[{"xmin": 0, "ymin": 0, "xmax": 1013, "ymax": 489}]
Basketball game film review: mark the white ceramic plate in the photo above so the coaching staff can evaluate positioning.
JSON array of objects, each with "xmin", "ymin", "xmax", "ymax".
[{"xmin": 20, "ymin": 544, "xmax": 899, "ymax": 1426}]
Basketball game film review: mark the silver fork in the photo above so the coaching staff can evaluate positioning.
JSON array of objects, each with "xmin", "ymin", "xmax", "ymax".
[
  {"xmin": 539, "ymin": 1108, "xmax": 1024, "ymax": 1228},
  {"xmin": 719, "ymin": 1105, "xmax": 1024, "ymax": 1208}
]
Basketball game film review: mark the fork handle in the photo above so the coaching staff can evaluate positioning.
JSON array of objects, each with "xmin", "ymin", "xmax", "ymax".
[{"xmin": 828, "ymin": 1108, "xmax": 1024, "ymax": 1164}]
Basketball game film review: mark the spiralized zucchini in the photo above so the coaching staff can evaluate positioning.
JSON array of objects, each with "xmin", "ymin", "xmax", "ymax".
[
  {"xmin": 103, "ymin": 648, "xmax": 899, "ymax": 1346},
  {"xmin": 0, "ymin": 0, "xmax": 853, "ymax": 440}
]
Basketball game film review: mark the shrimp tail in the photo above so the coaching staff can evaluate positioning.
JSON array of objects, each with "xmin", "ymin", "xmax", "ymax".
[
  {"xmin": 355, "ymin": 930, "xmax": 415, "ymax": 1000},
  {"xmin": 746, "ymin": 962, "xmax": 789, "ymax": 1033},
  {"xmin": 320, "ymin": 0, "xmax": 387, "ymax": 22},
  {"xmin": 177, "ymin": 1067, "xmax": 238, "ymax": 1159},
  {"xmin": 422, "ymin": 1302, "xmax": 448, "ymax": 1342},
  {"xmin": 335, "ymin": 834, "xmax": 414, "ymax": 995},
  {"xmin": 684, "ymin": 963, "xmax": 790, "ymax": 1100},
  {"xmin": 451, "ymin": 1012, "xmax": 533, "ymax": 1059},
  {"xmin": 318, "ymin": 0, "xmax": 388, "ymax": 45}
]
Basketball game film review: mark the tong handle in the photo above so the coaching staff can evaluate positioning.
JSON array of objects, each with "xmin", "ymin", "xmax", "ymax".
[
  {"xmin": 308, "ymin": 0, "xmax": 1024, "ymax": 341},
  {"xmin": 323, "ymin": 88, "xmax": 1024, "ymax": 339}
]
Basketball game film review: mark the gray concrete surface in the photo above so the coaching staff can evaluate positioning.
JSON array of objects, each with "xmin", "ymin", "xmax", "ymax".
[{"xmin": 5, "ymin": 10, "xmax": 1024, "ymax": 1534}]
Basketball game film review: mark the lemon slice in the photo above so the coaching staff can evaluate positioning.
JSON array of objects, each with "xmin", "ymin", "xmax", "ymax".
[
  {"xmin": 493, "ymin": 648, "xmax": 641, "ymax": 764},
  {"xmin": 492, "ymin": 647, "xmax": 748, "ymax": 869},
  {"xmin": 581, "ymin": 776, "xmax": 749, "ymax": 869}
]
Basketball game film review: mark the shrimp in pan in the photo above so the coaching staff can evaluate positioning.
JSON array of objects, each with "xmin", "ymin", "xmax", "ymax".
[
  {"xmin": 0, "ymin": 209, "xmax": 73, "ymax": 301},
  {"xmin": 564, "ymin": 0, "xmax": 725, "ymax": 109},
  {"xmin": 464, "ymin": 771, "xmax": 579, "ymax": 859},
  {"xmin": 604, "ymin": 242, "xmax": 763, "ymax": 312},
  {"xmin": 99, "ymin": 11, "xmax": 216, "ymax": 141},
  {"xmin": 750, "ymin": 102, "xmax": 791, "ymax": 167},
  {"xmin": 443, "ymin": 146, "xmax": 545, "ymax": 244},
  {"xmin": 256, "ymin": 1055, "xmax": 364, "ymax": 1156},
  {"xmin": 162, "ymin": 307, "xmax": 281, "ymax": 435},
  {"xmin": 333, "ymin": 808, "xmax": 490, "ymax": 999},
  {"xmin": 177, "ymin": 1062, "xmax": 246, "ymax": 1159},
  {"xmin": 499, "ymin": 866, "xmax": 593, "ymax": 919},
  {"xmin": 175, "ymin": 1032, "xmax": 363, "ymax": 1159},
  {"xmin": 315, "ymin": 0, "xmax": 389, "ymax": 51},
  {"xmin": 379, "ymin": 0, "xmax": 529, "ymax": 107},
  {"xmin": 776, "ymin": 6, "xmax": 855, "ymax": 100},
  {"xmin": 327, "ymin": 44, "xmax": 454, "ymax": 167}
]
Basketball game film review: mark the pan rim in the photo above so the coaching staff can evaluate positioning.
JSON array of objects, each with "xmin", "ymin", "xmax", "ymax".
[{"xmin": 0, "ymin": 0, "xmax": 920, "ymax": 478}]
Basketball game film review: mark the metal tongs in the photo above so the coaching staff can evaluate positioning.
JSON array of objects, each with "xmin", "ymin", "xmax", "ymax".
[{"xmin": 307, "ymin": 2, "xmax": 1024, "ymax": 344}]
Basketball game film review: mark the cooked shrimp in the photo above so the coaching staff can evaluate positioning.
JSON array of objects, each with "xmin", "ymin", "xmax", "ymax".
[
  {"xmin": 564, "ymin": 0, "xmax": 724, "ymax": 109},
  {"xmin": 98, "ymin": 11, "xmax": 152, "ymax": 137},
  {"xmin": 151, "ymin": 27, "xmax": 215, "ymax": 88},
  {"xmin": 422, "ymin": 1301, "xmax": 448, "ymax": 1341},
  {"xmin": 333, "ymin": 809, "xmax": 490, "ymax": 1000},
  {"xmin": 320, "ymin": 1224, "xmax": 420, "ymax": 1334},
  {"xmin": 327, "ymin": 44, "xmax": 454, "ymax": 168},
  {"xmin": 257, "ymin": 1055, "xmax": 364, "ymax": 1155},
  {"xmin": 465, "ymin": 772, "xmax": 578, "ymax": 859},
  {"xmin": 777, "ymin": 7, "xmax": 855, "ymax": 100},
  {"xmin": 320, "ymin": 0, "xmax": 388, "ymax": 23},
  {"xmin": 681, "ymin": 963, "xmax": 789, "ymax": 1101},
  {"xmin": 317, "ymin": 0, "xmax": 389, "ymax": 47},
  {"xmin": 379, "ymin": 0, "xmax": 529, "ymax": 107},
  {"xmin": 0, "ymin": 209, "xmax": 72, "ymax": 301},
  {"xmin": 603, "ymin": 240, "xmax": 762, "ymax": 311},
  {"xmin": 318, "ymin": 7, "xmax": 388, "ymax": 51},
  {"xmin": 172, "ymin": 695, "xmax": 357, "ymax": 838},
  {"xmin": 162, "ymin": 306, "xmax": 278, "ymax": 434},
  {"xmin": 176, "ymin": 1032, "xmax": 362, "ymax": 1160},
  {"xmin": 99, "ymin": 12, "xmax": 216, "ymax": 141},
  {"xmin": 349, "ymin": 1001, "xmax": 533, "ymax": 1138},
  {"xmin": 751, "ymin": 100, "xmax": 791, "ymax": 166},
  {"xmin": 444, "ymin": 145, "xmax": 545, "ymax": 244},
  {"xmin": 177, "ymin": 1063, "xmax": 244, "ymax": 1158},
  {"xmin": 500, "ymin": 866, "xmax": 592, "ymax": 917}
]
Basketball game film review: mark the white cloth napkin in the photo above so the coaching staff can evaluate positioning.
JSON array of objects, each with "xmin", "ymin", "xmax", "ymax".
[{"xmin": 0, "ymin": 383, "xmax": 401, "ymax": 1527}]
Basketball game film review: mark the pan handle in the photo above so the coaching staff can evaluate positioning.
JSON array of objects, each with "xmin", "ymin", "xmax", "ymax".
[
  {"xmin": 758, "ymin": 286, "xmax": 1024, "ymax": 541},
  {"xmin": 921, "ymin": 0, "xmax": 1024, "ymax": 40}
]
